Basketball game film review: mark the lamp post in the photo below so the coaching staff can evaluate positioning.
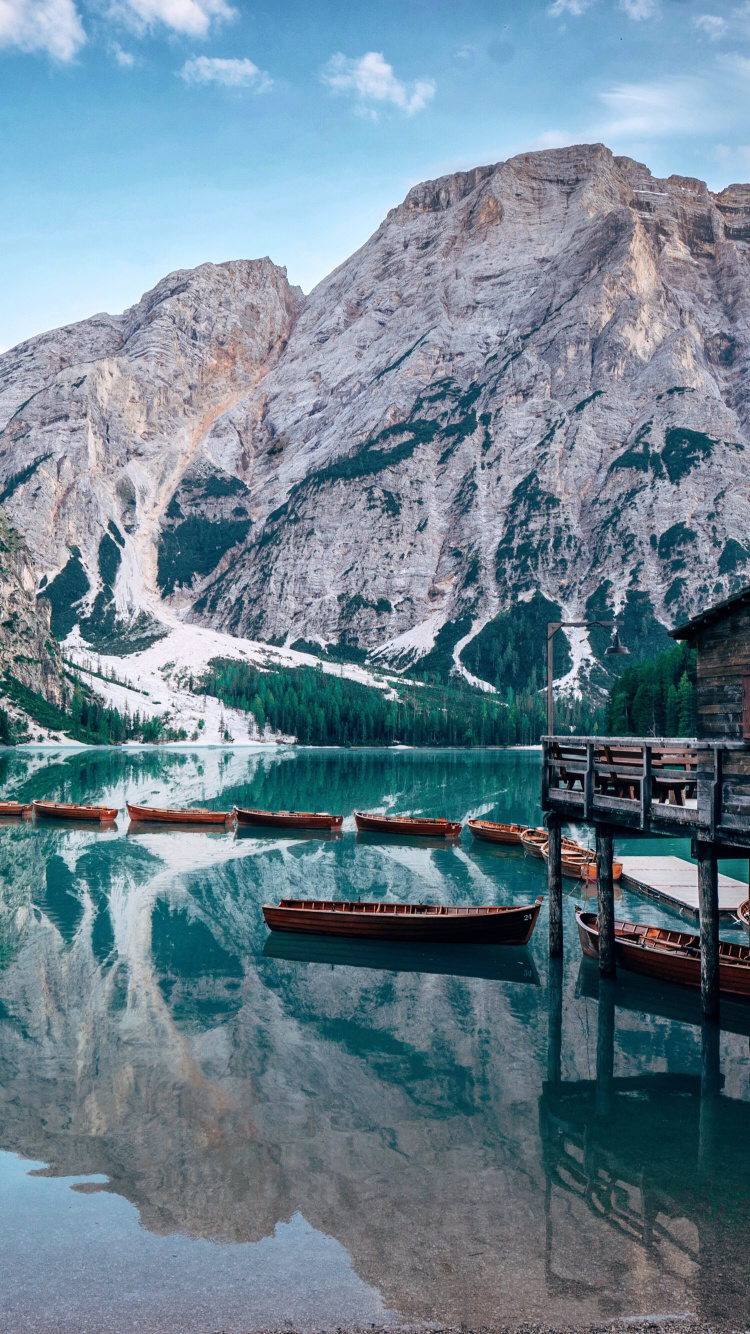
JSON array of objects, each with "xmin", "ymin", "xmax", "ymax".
[{"xmin": 546, "ymin": 620, "xmax": 628, "ymax": 738}]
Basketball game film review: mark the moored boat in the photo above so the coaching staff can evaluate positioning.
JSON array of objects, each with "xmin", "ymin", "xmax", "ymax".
[
  {"xmin": 0, "ymin": 801, "xmax": 32, "ymax": 817},
  {"xmin": 738, "ymin": 899, "xmax": 749, "ymax": 931},
  {"xmin": 581, "ymin": 860, "xmax": 623, "ymax": 883},
  {"xmin": 520, "ymin": 827, "xmax": 548, "ymax": 858},
  {"xmin": 234, "ymin": 807, "xmax": 343, "ymax": 830},
  {"xmin": 576, "ymin": 907, "xmax": 750, "ymax": 998},
  {"xmin": 354, "ymin": 811, "xmax": 462, "ymax": 838},
  {"xmin": 263, "ymin": 896, "xmax": 544, "ymax": 944},
  {"xmin": 33, "ymin": 799, "xmax": 118, "ymax": 822},
  {"xmin": 467, "ymin": 819, "xmax": 527, "ymax": 845},
  {"xmin": 126, "ymin": 802, "xmax": 231, "ymax": 824}
]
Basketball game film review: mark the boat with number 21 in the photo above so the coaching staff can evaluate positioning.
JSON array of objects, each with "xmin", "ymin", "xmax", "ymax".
[{"xmin": 263, "ymin": 896, "xmax": 543, "ymax": 944}]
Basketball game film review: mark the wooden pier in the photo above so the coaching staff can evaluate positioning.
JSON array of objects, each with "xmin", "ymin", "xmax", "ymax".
[
  {"xmin": 541, "ymin": 583, "xmax": 750, "ymax": 1019},
  {"xmin": 618, "ymin": 855, "xmax": 747, "ymax": 920}
]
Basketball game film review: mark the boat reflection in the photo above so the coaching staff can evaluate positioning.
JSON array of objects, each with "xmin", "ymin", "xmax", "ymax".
[
  {"xmin": 33, "ymin": 817, "xmax": 118, "ymax": 833},
  {"xmin": 235, "ymin": 825, "xmax": 343, "ymax": 843},
  {"xmin": 263, "ymin": 930, "xmax": 540, "ymax": 983},
  {"xmin": 355, "ymin": 831, "xmax": 463, "ymax": 851},
  {"xmin": 126, "ymin": 820, "xmax": 233, "ymax": 837},
  {"xmin": 575, "ymin": 954, "xmax": 750, "ymax": 1036}
]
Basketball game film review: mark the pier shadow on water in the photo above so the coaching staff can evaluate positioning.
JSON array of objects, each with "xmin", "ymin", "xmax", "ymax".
[{"xmin": 0, "ymin": 747, "xmax": 747, "ymax": 1330}]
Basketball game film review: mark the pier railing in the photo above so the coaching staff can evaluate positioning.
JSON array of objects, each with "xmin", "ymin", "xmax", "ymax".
[{"xmin": 541, "ymin": 735, "xmax": 750, "ymax": 843}]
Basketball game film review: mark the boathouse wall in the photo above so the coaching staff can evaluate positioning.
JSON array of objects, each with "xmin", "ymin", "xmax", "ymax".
[{"xmin": 685, "ymin": 603, "xmax": 750, "ymax": 742}]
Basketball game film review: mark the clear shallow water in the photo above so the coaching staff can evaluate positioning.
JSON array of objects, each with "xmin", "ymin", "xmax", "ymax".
[{"xmin": 0, "ymin": 746, "xmax": 748, "ymax": 1331}]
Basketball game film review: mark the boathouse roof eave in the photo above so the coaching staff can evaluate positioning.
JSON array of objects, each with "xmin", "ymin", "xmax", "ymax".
[{"xmin": 671, "ymin": 583, "xmax": 750, "ymax": 641}]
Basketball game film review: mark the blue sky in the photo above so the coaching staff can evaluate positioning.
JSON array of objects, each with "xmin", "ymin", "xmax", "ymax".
[{"xmin": 1, "ymin": 0, "xmax": 749, "ymax": 349}]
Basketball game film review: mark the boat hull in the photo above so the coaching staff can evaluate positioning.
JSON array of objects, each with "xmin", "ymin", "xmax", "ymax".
[
  {"xmin": 520, "ymin": 829, "xmax": 548, "ymax": 858},
  {"xmin": 33, "ymin": 800, "xmax": 118, "ymax": 822},
  {"xmin": 126, "ymin": 803, "xmax": 231, "ymax": 824},
  {"xmin": 235, "ymin": 807, "xmax": 343, "ymax": 830},
  {"xmin": 263, "ymin": 896, "xmax": 543, "ymax": 944},
  {"xmin": 468, "ymin": 820, "xmax": 527, "ymax": 845},
  {"xmin": 581, "ymin": 861, "xmax": 623, "ymax": 882},
  {"xmin": 739, "ymin": 899, "xmax": 749, "ymax": 931},
  {"xmin": 576, "ymin": 908, "xmax": 750, "ymax": 998},
  {"xmin": 0, "ymin": 802, "xmax": 32, "ymax": 817},
  {"xmin": 354, "ymin": 812, "xmax": 462, "ymax": 838}
]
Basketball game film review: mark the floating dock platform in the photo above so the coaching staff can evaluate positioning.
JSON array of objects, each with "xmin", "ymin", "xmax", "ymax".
[{"xmin": 619, "ymin": 855, "xmax": 747, "ymax": 920}]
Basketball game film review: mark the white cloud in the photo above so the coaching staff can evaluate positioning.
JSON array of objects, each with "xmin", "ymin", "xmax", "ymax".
[
  {"xmin": 180, "ymin": 54, "xmax": 271, "ymax": 89},
  {"xmin": 717, "ymin": 51, "xmax": 750, "ymax": 77},
  {"xmin": 115, "ymin": 0, "xmax": 234, "ymax": 38},
  {"xmin": 530, "ymin": 129, "xmax": 577, "ymax": 149},
  {"xmin": 619, "ymin": 0, "xmax": 658, "ymax": 18},
  {"xmin": 694, "ymin": 13, "xmax": 728, "ymax": 37},
  {"xmin": 111, "ymin": 40, "xmax": 134, "ymax": 66},
  {"xmin": 547, "ymin": 0, "xmax": 596, "ymax": 15},
  {"xmin": 322, "ymin": 51, "xmax": 435, "ymax": 117},
  {"xmin": 0, "ymin": 0, "xmax": 85, "ymax": 60},
  {"xmin": 598, "ymin": 78, "xmax": 708, "ymax": 137}
]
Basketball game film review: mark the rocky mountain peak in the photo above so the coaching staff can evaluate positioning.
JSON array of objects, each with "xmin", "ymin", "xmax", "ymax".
[{"xmin": 0, "ymin": 143, "xmax": 749, "ymax": 703}]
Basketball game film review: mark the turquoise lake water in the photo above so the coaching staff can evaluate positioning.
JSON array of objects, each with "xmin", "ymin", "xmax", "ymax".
[{"xmin": 0, "ymin": 745, "xmax": 748, "ymax": 1332}]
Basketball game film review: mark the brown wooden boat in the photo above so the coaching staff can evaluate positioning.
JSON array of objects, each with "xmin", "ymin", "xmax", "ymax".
[
  {"xmin": 263, "ymin": 895, "xmax": 544, "ymax": 944},
  {"xmin": 0, "ymin": 801, "xmax": 32, "ymax": 817},
  {"xmin": 520, "ymin": 827, "xmax": 548, "ymax": 858},
  {"xmin": 738, "ymin": 899, "xmax": 749, "ymax": 930},
  {"xmin": 354, "ymin": 811, "xmax": 462, "ymax": 838},
  {"xmin": 576, "ymin": 907, "xmax": 750, "ymax": 998},
  {"xmin": 126, "ymin": 802, "xmax": 231, "ymax": 824},
  {"xmin": 234, "ymin": 807, "xmax": 343, "ymax": 830},
  {"xmin": 33, "ymin": 799, "xmax": 118, "ymax": 822},
  {"xmin": 467, "ymin": 819, "xmax": 527, "ymax": 845},
  {"xmin": 581, "ymin": 860, "xmax": 623, "ymax": 883}
]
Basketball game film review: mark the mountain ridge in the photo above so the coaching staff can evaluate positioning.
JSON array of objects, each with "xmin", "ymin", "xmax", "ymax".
[{"xmin": 1, "ymin": 142, "xmax": 749, "ymax": 723}]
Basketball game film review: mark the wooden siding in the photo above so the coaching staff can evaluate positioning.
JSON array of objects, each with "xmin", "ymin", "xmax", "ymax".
[{"xmin": 695, "ymin": 604, "xmax": 750, "ymax": 740}]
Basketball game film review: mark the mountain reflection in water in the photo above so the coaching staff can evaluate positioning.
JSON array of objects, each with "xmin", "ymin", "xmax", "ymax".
[{"xmin": 0, "ymin": 747, "xmax": 747, "ymax": 1331}]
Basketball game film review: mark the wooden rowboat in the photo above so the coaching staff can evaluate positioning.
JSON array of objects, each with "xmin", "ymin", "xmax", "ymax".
[
  {"xmin": 234, "ymin": 807, "xmax": 343, "ymax": 830},
  {"xmin": 33, "ymin": 799, "xmax": 118, "ymax": 822},
  {"xmin": 576, "ymin": 907, "xmax": 750, "ymax": 998},
  {"xmin": 581, "ymin": 861, "xmax": 623, "ymax": 883},
  {"xmin": 354, "ymin": 811, "xmax": 462, "ymax": 838},
  {"xmin": 0, "ymin": 801, "xmax": 32, "ymax": 817},
  {"xmin": 520, "ymin": 827, "xmax": 548, "ymax": 858},
  {"xmin": 263, "ymin": 896, "xmax": 544, "ymax": 944},
  {"xmin": 738, "ymin": 899, "xmax": 749, "ymax": 930},
  {"xmin": 126, "ymin": 802, "xmax": 231, "ymax": 825},
  {"xmin": 467, "ymin": 819, "xmax": 527, "ymax": 845}
]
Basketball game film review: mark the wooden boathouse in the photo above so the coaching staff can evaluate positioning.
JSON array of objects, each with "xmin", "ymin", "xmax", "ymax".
[{"xmin": 541, "ymin": 585, "xmax": 750, "ymax": 1016}]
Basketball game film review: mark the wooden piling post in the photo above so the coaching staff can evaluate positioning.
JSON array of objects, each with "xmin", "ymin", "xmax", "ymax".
[
  {"xmin": 547, "ymin": 953, "xmax": 563, "ymax": 1087},
  {"xmin": 595, "ymin": 974, "xmax": 615, "ymax": 1118},
  {"xmin": 697, "ymin": 840, "xmax": 720, "ymax": 1019},
  {"xmin": 596, "ymin": 824, "xmax": 616, "ymax": 977},
  {"xmin": 547, "ymin": 816, "xmax": 563, "ymax": 957},
  {"xmin": 699, "ymin": 1017, "xmax": 721, "ymax": 1169}
]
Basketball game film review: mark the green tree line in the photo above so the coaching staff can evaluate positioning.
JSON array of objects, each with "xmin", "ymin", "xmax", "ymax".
[
  {"xmin": 1, "ymin": 673, "xmax": 187, "ymax": 746},
  {"xmin": 194, "ymin": 658, "xmax": 602, "ymax": 747},
  {"xmin": 607, "ymin": 639, "xmax": 697, "ymax": 736}
]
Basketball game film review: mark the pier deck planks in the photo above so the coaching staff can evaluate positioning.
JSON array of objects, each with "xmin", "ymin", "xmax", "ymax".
[{"xmin": 619, "ymin": 855, "xmax": 747, "ymax": 919}]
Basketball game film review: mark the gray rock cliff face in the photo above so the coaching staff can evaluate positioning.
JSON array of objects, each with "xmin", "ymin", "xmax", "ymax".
[
  {"xmin": 1, "ymin": 144, "xmax": 749, "ymax": 678},
  {"xmin": 0, "ymin": 510, "xmax": 62, "ymax": 707}
]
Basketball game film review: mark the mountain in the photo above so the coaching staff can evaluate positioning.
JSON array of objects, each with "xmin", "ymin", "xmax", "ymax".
[
  {"xmin": 0, "ymin": 510, "xmax": 63, "ymax": 734},
  {"xmin": 1, "ymin": 142, "xmax": 749, "ymax": 717}
]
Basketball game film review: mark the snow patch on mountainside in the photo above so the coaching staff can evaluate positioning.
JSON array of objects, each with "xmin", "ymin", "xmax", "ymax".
[{"xmin": 64, "ymin": 620, "xmax": 409, "ymax": 744}]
